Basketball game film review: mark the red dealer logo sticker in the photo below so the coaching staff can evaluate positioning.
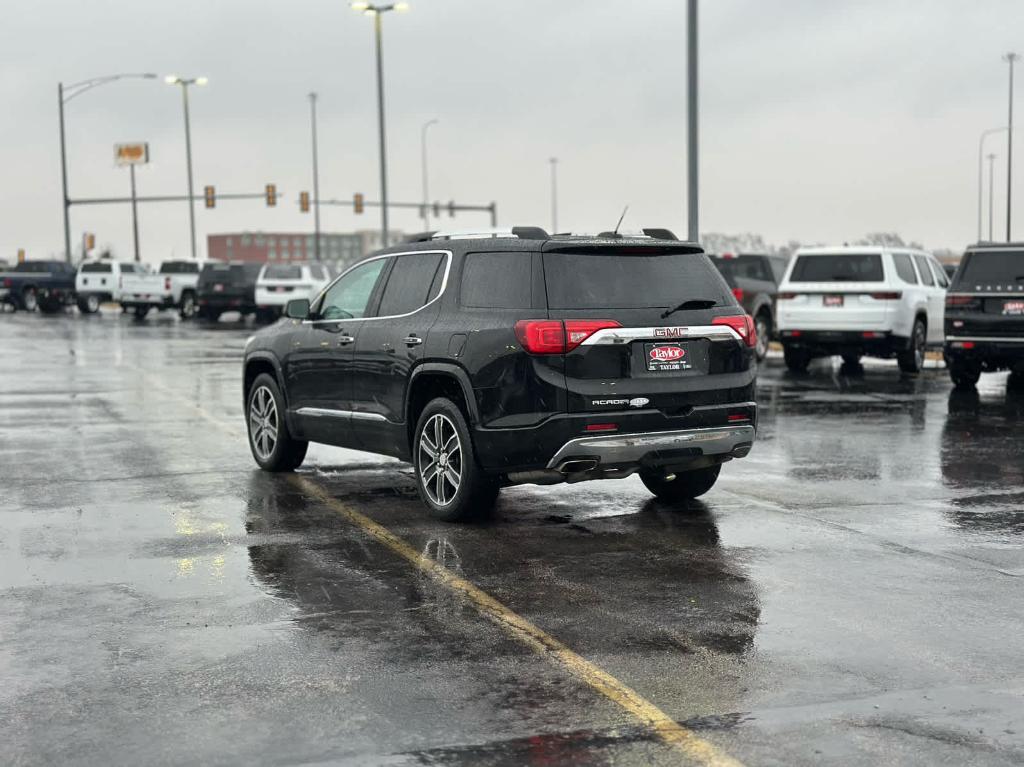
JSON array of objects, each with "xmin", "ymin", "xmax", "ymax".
[{"xmin": 650, "ymin": 345, "xmax": 685, "ymax": 362}]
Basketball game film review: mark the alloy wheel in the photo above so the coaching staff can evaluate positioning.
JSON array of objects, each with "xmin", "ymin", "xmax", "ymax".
[
  {"xmin": 249, "ymin": 385, "xmax": 279, "ymax": 461},
  {"xmin": 87, "ymin": 294, "xmax": 99, "ymax": 313},
  {"xmin": 914, "ymin": 323, "xmax": 926, "ymax": 368},
  {"xmin": 418, "ymin": 413, "xmax": 463, "ymax": 507},
  {"xmin": 755, "ymin": 316, "xmax": 770, "ymax": 358},
  {"xmin": 181, "ymin": 294, "xmax": 196, "ymax": 319}
]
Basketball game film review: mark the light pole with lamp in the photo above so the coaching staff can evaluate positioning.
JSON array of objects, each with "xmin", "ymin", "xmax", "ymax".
[
  {"xmin": 351, "ymin": 2, "xmax": 408, "ymax": 246},
  {"xmin": 58, "ymin": 73, "xmax": 157, "ymax": 262},
  {"xmin": 977, "ymin": 126, "xmax": 1008, "ymax": 241},
  {"xmin": 421, "ymin": 118, "xmax": 438, "ymax": 229},
  {"xmin": 165, "ymin": 75, "xmax": 208, "ymax": 260}
]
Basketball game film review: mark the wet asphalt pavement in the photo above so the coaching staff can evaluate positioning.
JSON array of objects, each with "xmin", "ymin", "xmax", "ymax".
[{"xmin": 2, "ymin": 309, "xmax": 1024, "ymax": 767}]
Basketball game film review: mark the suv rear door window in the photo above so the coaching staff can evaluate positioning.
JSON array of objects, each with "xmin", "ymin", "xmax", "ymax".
[
  {"xmin": 958, "ymin": 251, "xmax": 1024, "ymax": 284},
  {"xmin": 543, "ymin": 250, "xmax": 729, "ymax": 309},
  {"xmin": 789, "ymin": 254, "xmax": 884, "ymax": 282},
  {"xmin": 377, "ymin": 253, "xmax": 444, "ymax": 316},
  {"xmin": 891, "ymin": 253, "xmax": 918, "ymax": 284},
  {"xmin": 914, "ymin": 255, "xmax": 935, "ymax": 286},
  {"xmin": 461, "ymin": 252, "xmax": 532, "ymax": 308}
]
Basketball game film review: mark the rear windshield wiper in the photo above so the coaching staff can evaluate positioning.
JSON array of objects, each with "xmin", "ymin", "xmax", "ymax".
[{"xmin": 661, "ymin": 299, "xmax": 717, "ymax": 319}]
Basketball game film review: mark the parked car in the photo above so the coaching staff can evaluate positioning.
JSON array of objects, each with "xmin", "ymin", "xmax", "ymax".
[
  {"xmin": 196, "ymin": 261, "xmax": 262, "ymax": 322},
  {"xmin": 943, "ymin": 242, "xmax": 1024, "ymax": 389},
  {"xmin": 242, "ymin": 226, "xmax": 757, "ymax": 521},
  {"xmin": 710, "ymin": 253, "xmax": 787, "ymax": 361},
  {"xmin": 254, "ymin": 262, "xmax": 332, "ymax": 323},
  {"xmin": 776, "ymin": 246, "xmax": 949, "ymax": 373},
  {"xmin": 75, "ymin": 260, "xmax": 146, "ymax": 314},
  {"xmin": 0, "ymin": 260, "xmax": 77, "ymax": 313},
  {"xmin": 943, "ymin": 263, "xmax": 959, "ymax": 281},
  {"xmin": 120, "ymin": 259, "xmax": 208, "ymax": 319}
]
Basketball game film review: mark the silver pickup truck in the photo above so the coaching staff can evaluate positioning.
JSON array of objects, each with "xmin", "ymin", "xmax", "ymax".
[{"xmin": 119, "ymin": 260, "xmax": 209, "ymax": 319}]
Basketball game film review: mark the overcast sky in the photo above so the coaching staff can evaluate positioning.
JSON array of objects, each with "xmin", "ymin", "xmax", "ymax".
[{"xmin": 1, "ymin": 0, "xmax": 1022, "ymax": 262}]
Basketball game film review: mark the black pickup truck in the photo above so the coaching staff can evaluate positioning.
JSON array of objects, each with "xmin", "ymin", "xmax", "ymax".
[
  {"xmin": 710, "ymin": 253, "xmax": 788, "ymax": 361},
  {"xmin": 0, "ymin": 260, "xmax": 77, "ymax": 312}
]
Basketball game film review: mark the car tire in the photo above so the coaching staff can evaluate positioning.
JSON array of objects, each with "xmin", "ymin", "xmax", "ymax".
[
  {"xmin": 133, "ymin": 306, "xmax": 150, "ymax": 320},
  {"xmin": 783, "ymin": 345, "xmax": 810, "ymax": 373},
  {"xmin": 199, "ymin": 308, "xmax": 221, "ymax": 323},
  {"xmin": 38, "ymin": 295, "xmax": 63, "ymax": 314},
  {"xmin": 640, "ymin": 465, "xmax": 721, "ymax": 503},
  {"xmin": 948, "ymin": 361, "xmax": 981, "ymax": 389},
  {"xmin": 414, "ymin": 397, "xmax": 498, "ymax": 522},
  {"xmin": 841, "ymin": 354, "xmax": 861, "ymax": 366},
  {"xmin": 179, "ymin": 292, "xmax": 197, "ymax": 320},
  {"xmin": 20, "ymin": 288, "xmax": 38, "ymax": 312},
  {"xmin": 77, "ymin": 294, "xmax": 100, "ymax": 314},
  {"xmin": 754, "ymin": 312, "xmax": 771, "ymax": 361},
  {"xmin": 898, "ymin": 317, "xmax": 927, "ymax": 374},
  {"xmin": 246, "ymin": 373, "xmax": 308, "ymax": 471}
]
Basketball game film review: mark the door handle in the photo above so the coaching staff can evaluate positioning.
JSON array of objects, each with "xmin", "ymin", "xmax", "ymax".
[
  {"xmin": 338, "ymin": 335, "xmax": 355, "ymax": 345},
  {"xmin": 403, "ymin": 336, "xmax": 423, "ymax": 346}
]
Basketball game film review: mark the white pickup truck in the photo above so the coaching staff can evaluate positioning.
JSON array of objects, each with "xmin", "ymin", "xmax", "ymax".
[{"xmin": 119, "ymin": 259, "xmax": 209, "ymax": 319}]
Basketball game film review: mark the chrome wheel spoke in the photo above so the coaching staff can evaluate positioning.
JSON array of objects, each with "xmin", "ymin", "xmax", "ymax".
[
  {"xmin": 419, "ymin": 413, "xmax": 463, "ymax": 507},
  {"xmin": 444, "ymin": 466, "xmax": 460, "ymax": 488}
]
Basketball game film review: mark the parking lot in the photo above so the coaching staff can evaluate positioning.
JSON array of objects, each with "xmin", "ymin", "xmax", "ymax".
[{"xmin": 3, "ymin": 310, "xmax": 1024, "ymax": 766}]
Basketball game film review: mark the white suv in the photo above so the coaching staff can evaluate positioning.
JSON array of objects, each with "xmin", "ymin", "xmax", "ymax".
[
  {"xmin": 776, "ymin": 246, "xmax": 949, "ymax": 373},
  {"xmin": 254, "ymin": 262, "xmax": 331, "ymax": 322}
]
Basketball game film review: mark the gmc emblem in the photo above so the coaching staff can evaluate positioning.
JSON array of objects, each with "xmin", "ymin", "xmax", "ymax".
[{"xmin": 654, "ymin": 327, "xmax": 688, "ymax": 338}]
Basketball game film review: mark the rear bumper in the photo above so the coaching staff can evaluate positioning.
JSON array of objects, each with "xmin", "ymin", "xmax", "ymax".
[
  {"xmin": 546, "ymin": 425, "xmax": 754, "ymax": 470},
  {"xmin": 781, "ymin": 329, "xmax": 908, "ymax": 357},
  {"xmin": 945, "ymin": 337, "xmax": 1024, "ymax": 370},
  {"xmin": 198, "ymin": 296, "xmax": 256, "ymax": 311},
  {"xmin": 121, "ymin": 294, "xmax": 173, "ymax": 308}
]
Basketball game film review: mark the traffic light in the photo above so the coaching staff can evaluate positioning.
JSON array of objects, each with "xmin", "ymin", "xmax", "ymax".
[
  {"xmin": 265, "ymin": 184, "xmax": 277, "ymax": 207},
  {"xmin": 17, "ymin": 248, "xmax": 25, "ymax": 264},
  {"xmin": 432, "ymin": 202, "xmax": 440, "ymax": 218},
  {"xmin": 204, "ymin": 185, "xmax": 215, "ymax": 209},
  {"xmin": 299, "ymin": 191, "xmax": 310, "ymax": 213},
  {"xmin": 85, "ymin": 233, "xmax": 95, "ymax": 251},
  {"xmin": 353, "ymin": 192, "xmax": 364, "ymax": 214},
  {"xmin": 448, "ymin": 200, "xmax": 456, "ymax": 218}
]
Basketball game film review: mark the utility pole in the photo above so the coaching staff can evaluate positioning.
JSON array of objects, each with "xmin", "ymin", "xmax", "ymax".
[
  {"xmin": 549, "ymin": 157, "xmax": 558, "ymax": 233},
  {"xmin": 129, "ymin": 164, "xmax": 141, "ymax": 262},
  {"xmin": 1006, "ymin": 52, "xmax": 1018, "ymax": 241},
  {"xmin": 58, "ymin": 83, "xmax": 72, "ymax": 263},
  {"xmin": 309, "ymin": 92, "xmax": 322, "ymax": 261},
  {"xmin": 686, "ymin": 0, "xmax": 699, "ymax": 243},
  {"xmin": 421, "ymin": 118, "xmax": 438, "ymax": 229},
  {"xmin": 374, "ymin": 11, "xmax": 389, "ymax": 245},
  {"xmin": 988, "ymin": 152, "xmax": 998, "ymax": 241}
]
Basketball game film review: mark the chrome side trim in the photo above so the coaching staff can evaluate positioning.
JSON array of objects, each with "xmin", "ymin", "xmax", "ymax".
[
  {"xmin": 579, "ymin": 325, "xmax": 741, "ymax": 346},
  {"xmin": 546, "ymin": 425, "xmax": 755, "ymax": 469},
  {"xmin": 946, "ymin": 336, "xmax": 1024, "ymax": 343},
  {"xmin": 293, "ymin": 407, "xmax": 389, "ymax": 421},
  {"xmin": 303, "ymin": 249, "xmax": 452, "ymax": 325}
]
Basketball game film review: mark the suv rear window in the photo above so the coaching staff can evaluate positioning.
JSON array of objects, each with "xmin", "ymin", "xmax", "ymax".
[
  {"xmin": 724, "ymin": 255, "xmax": 773, "ymax": 282},
  {"xmin": 958, "ymin": 250, "xmax": 1024, "ymax": 284},
  {"xmin": 543, "ymin": 250, "xmax": 729, "ymax": 309},
  {"xmin": 461, "ymin": 252, "xmax": 532, "ymax": 309},
  {"xmin": 200, "ymin": 263, "xmax": 261, "ymax": 284},
  {"xmin": 264, "ymin": 264, "xmax": 303, "ymax": 280},
  {"xmin": 160, "ymin": 261, "xmax": 199, "ymax": 274},
  {"xmin": 81, "ymin": 263, "xmax": 112, "ymax": 273},
  {"xmin": 789, "ymin": 254, "xmax": 884, "ymax": 282}
]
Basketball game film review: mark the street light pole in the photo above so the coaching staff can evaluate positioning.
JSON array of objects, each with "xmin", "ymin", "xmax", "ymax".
[
  {"xmin": 988, "ymin": 152, "xmax": 998, "ymax": 242},
  {"xmin": 129, "ymin": 164, "xmax": 141, "ymax": 262},
  {"xmin": 1005, "ymin": 52, "xmax": 1019, "ymax": 242},
  {"xmin": 549, "ymin": 157, "xmax": 558, "ymax": 233},
  {"xmin": 352, "ymin": 2, "xmax": 408, "ymax": 247},
  {"xmin": 421, "ymin": 118, "xmax": 438, "ymax": 229},
  {"xmin": 686, "ymin": 0, "xmax": 699, "ymax": 243},
  {"xmin": 57, "ymin": 73, "xmax": 157, "ymax": 263},
  {"xmin": 978, "ymin": 126, "xmax": 1008, "ymax": 241},
  {"xmin": 309, "ymin": 92, "xmax": 322, "ymax": 261},
  {"xmin": 166, "ymin": 76, "xmax": 207, "ymax": 260}
]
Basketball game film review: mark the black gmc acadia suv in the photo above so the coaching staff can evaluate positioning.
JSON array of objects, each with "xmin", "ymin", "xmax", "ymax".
[
  {"xmin": 944, "ymin": 242, "xmax": 1024, "ymax": 389},
  {"xmin": 242, "ymin": 227, "xmax": 758, "ymax": 521}
]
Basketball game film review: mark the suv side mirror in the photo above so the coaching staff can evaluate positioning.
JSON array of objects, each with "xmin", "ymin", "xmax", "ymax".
[{"xmin": 285, "ymin": 298, "xmax": 310, "ymax": 320}]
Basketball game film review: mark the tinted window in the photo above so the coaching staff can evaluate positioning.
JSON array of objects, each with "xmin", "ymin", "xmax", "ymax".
[
  {"xmin": 120, "ymin": 263, "xmax": 137, "ymax": 274},
  {"xmin": 789, "ymin": 254, "xmax": 884, "ymax": 282},
  {"xmin": 199, "ymin": 263, "xmax": 261, "ymax": 286},
  {"xmin": 318, "ymin": 258, "xmax": 387, "ymax": 320},
  {"xmin": 914, "ymin": 255, "xmax": 934, "ymax": 286},
  {"xmin": 727, "ymin": 255, "xmax": 772, "ymax": 281},
  {"xmin": 309, "ymin": 264, "xmax": 326, "ymax": 280},
  {"xmin": 891, "ymin": 253, "xmax": 918, "ymax": 284},
  {"xmin": 711, "ymin": 259, "xmax": 738, "ymax": 288},
  {"xmin": 160, "ymin": 261, "xmax": 199, "ymax": 274},
  {"xmin": 264, "ymin": 264, "xmax": 303, "ymax": 280},
  {"xmin": 16, "ymin": 262, "xmax": 51, "ymax": 273},
  {"xmin": 544, "ymin": 250, "xmax": 730, "ymax": 309},
  {"xmin": 377, "ymin": 253, "xmax": 444, "ymax": 316},
  {"xmin": 461, "ymin": 252, "xmax": 532, "ymax": 309},
  {"xmin": 81, "ymin": 262, "xmax": 112, "ymax": 273},
  {"xmin": 957, "ymin": 251, "xmax": 1024, "ymax": 284},
  {"xmin": 930, "ymin": 260, "xmax": 949, "ymax": 288}
]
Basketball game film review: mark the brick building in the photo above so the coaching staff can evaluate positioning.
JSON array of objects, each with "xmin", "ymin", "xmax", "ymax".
[{"xmin": 207, "ymin": 230, "xmax": 406, "ymax": 273}]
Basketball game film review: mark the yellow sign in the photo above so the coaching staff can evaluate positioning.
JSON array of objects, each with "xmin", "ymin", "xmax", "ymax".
[{"xmin": 114, "ymin": 143, "xmax": 150, "ymax": 166}]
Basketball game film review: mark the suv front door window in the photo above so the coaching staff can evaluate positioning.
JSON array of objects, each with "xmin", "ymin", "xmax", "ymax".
[{"xmin": 317, "ymin": 258, "xmax": 388, "ymax": 320}]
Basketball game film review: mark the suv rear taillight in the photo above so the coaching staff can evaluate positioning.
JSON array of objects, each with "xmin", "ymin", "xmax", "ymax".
[
  {"xmin": 2, "ymin": 278, "xmax": 11, "ymax": 288},
  {"xmin": 869, "ymin": 291, "xmax": 902, "ymax": 300},
  {"xmin": 731, "ymin": 287, "xmax": 745, "ymax": 302},
  {"xmin": 777, "ymin": 292, "xmax": 797, "ymax": 300},
  {"xmin": 711, "ymin": 314, "xmax": 757, "ymax": 348},
  {"xmin": 946, "ymin": 295, "xmax": 981, "ymax": 310},
  {"xmin": 165, "ymin": 276, "xmax": 172, "ymax": 291},
  {"xmin": 514, "ymin": 319, "xmax": 622, "ymax": 354}
]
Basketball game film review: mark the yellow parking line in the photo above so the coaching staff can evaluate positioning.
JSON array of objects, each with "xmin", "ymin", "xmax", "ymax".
[{"xmin": 292, "ymin": 474, "xmax": 745, "ymax": 767}]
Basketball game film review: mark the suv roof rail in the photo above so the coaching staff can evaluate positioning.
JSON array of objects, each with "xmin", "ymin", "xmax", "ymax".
[
  {"xmin": 641, "ymin": 228, "xmax": 678, "ymax": 241},
  {"xmin": 428, "ymin": 226, "xmax": 550, "ymax": 241},
  {"xmin": 971, "ymin": 240, "xmax": 1024, "ymax": 248}
]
